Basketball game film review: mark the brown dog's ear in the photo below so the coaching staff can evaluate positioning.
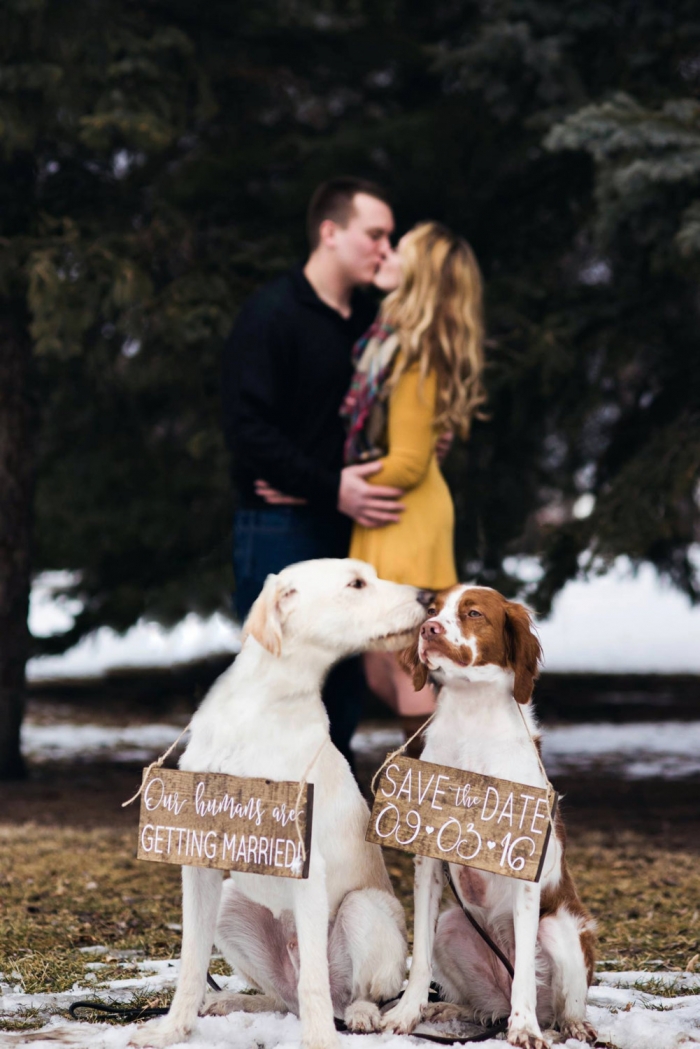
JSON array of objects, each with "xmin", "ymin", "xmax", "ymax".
[
  {"xmin": 398, "ymin": 633, "xmax": 429, "ymax": 691},
  {"xmin": 504, "ymin": 601, "xmax": 542, "ymax": 704},
  {"xmin": 242, "ymin": 574, "xmax": 284, "ymax": 656}
]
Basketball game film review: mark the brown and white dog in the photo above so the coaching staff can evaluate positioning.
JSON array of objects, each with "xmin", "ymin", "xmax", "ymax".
[{"xmin": 380, "ymin": 585, "xmax": 596, "ymax": 1049}]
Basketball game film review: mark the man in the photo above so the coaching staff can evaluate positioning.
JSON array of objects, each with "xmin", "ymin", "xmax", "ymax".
[{"xmin": 222, "ymin": 177, "xmax": 404, "ymax": 767}]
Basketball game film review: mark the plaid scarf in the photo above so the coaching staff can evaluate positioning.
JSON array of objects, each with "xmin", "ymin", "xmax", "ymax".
[{"xmin": 340, "ymin": 319, "xmax": 400, "ymax": 465}]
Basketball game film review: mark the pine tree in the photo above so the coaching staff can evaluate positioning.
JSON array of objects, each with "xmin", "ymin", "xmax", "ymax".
[{"xmin": 1, "ymin": 0, "xmax": 699, "ymax": 777}]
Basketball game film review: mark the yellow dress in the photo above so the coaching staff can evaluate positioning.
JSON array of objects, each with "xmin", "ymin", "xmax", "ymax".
[{"xmin": 349, "ymin": 363, "xmax": 458, "ymax": 589}]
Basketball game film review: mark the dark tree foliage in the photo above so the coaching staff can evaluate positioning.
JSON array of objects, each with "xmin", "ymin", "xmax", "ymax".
[{"xmin": 1, "ymin": 0, "xmax": 699, "ymax": 774}]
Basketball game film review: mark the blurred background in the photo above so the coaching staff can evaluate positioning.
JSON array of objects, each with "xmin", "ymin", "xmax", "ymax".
[
  {"xmin": 1, "ymin": 0, "xmax": 700, "ymax": 782},
  {"xmin": 2, "ymin": 6, "xmax": 700, "ymax": 1022}
]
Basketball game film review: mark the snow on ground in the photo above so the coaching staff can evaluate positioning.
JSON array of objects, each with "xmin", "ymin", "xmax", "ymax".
[
  {"xmin": 1, "ymin": 960, "xmax": 699, "ymax": 1048},
  {"xmin": 21, "ymin": 717, "xmax": 700, "ymax": 780},
  {"xmin": 25, "ymin": 552, "xmax": 700, "ymax": 681},
  {"xmin": 20, "ymin": 722, "xmax": 192, "ymax": 765}
]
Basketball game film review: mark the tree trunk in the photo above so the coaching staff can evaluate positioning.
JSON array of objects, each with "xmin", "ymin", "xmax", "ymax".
[{"xmin": 0, "ymin": 311, "xmax": 35, "ymax": 780}]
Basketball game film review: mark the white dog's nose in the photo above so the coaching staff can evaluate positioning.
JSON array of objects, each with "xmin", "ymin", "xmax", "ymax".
[{"xmin": 417, "ymin": 589, "xmax": 436, "ymax": 609}]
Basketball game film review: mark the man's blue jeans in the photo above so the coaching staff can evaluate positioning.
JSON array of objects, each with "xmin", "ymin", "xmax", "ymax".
[{"xmin": 233, "ymin": 507, "xmax": 364, "ymax": 769}]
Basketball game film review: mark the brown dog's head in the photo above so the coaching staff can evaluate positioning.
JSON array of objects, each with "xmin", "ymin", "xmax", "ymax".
[{"xmin": 400, "ymin": 585, "xmax": 542, "ymax": 703}]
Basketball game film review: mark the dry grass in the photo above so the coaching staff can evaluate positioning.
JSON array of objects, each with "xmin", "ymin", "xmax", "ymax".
[
  {"xmin": 2, "ymin": 750, "xmax": 699, "ymax": 1033},
  {"xmin": 4, "ymin": 822, "xmax": 696, "ymax": 1003}
]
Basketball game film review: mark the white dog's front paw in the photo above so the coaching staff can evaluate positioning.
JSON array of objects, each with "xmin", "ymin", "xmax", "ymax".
[
  {"xmin": 128, "ymin": 1017, "xmax": 192, "ymax": 1048},
  {"xmin": 506, "ymin": 1018, "xmax": 549, "ymax": 1049},
  {"xmin": 344, "ymin": 999, "xmax": 382, "ymax": 1032},
  {"xmin": 381, "ymin": 1001, "xmax": 422, "ymax": 1035},
  {"xmin": 301, "ymin": 1021, "xmax": 340, "ymax": 1049}
]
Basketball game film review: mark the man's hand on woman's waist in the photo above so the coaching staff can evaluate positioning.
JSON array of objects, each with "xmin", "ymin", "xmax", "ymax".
[
  {"xmin": 254, "ymin": 462, "xmax": 405, "ymax": 529},
  {"xmin": 338, "ymin": 462, "xmax": 405, "ymax": 528}
]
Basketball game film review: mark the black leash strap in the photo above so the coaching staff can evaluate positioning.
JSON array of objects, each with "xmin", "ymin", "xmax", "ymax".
[
  {"xmin": 68, "ymin": 1000, "xmax": 169, "ymax": 1022},
  {"xmin": 442, "ymin": 862, "xmax": 515, "ymax": 980},
  {"xmin": 68, "ymin": 972, "xmax": 222, "ymax": 1023}
]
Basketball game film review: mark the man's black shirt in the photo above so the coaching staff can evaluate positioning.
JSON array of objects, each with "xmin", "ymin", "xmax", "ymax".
[{"xmin": 222, "ymin": 266, "xmax": 377, "ymax": 510}]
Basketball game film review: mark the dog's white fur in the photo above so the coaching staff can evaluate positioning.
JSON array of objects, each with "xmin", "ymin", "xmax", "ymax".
[
  {"xmin": 381, "ymin": 585, "xmax": 596, "ymax": 1049},
  {"xmin": 129, "ymin": 558, "xmax": 426, "ymax": 1049}
]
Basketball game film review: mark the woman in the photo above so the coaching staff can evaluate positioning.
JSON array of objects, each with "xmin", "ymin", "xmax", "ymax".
[{"xmin": 340, "ymin": 221, "xmax": 486, "ymax": 740}]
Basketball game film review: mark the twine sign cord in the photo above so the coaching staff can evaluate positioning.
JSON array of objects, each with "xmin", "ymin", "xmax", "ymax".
[
  {"xmin": 367, "ymin": 703, "xmax": 555, "ymax": 838},
  {"xmin": 291, "ymin": 736, "xmax": 328, "ymax": 873},
  {"xmin": 370, "ymin": 710, "xmax": 438, "ymax": 797},
  {"xmin": 122, "ymin": 721, "xmax": 193, "ymax": 808},
  {"xmin": 513, "ymin": 699, "xmax": 557, "ymax": 837},
  {"xmin": 122, "ymin": 718, "xmax": 324, "ymax": 876}
]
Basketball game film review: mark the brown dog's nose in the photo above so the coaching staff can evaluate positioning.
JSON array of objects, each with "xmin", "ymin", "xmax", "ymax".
[
  {"xmin": 417, "ymin": 589, "xmax": 436, "ymax": 609},
  {"xmin": 421, "ymin": 619, "xmax": 445, "ymax": 638}
]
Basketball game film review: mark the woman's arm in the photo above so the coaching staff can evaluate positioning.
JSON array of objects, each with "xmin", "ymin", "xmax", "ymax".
[{"xmin": 368, "ymin": 365, "xmax": 437, "ymax": 489}]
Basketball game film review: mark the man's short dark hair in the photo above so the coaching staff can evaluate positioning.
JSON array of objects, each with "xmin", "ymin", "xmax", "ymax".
[{"xmin": 307, "ymin": 177, "xmax": 390, "ymax": 250}]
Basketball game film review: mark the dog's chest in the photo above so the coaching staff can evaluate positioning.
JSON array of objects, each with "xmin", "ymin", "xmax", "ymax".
[{"xmin": 424, "ymin": 698, "xmax": 545, "ymax": 788}]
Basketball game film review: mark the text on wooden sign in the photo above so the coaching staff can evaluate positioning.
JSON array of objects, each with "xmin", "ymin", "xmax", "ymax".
[
  {"xmin": 136, "ymin": 768, "xmax": 313, "ymax": 879},
  {"xmin": 366, "ymin": 755, "xmax": 557, "ymax": 882}
]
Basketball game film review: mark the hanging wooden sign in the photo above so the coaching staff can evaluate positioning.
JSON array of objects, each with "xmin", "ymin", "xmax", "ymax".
[
  {"xmin": 366, "ymin": 755, "xmax": 557, "ymax": 883},
  {"xmin": 136, "ymin": 768, "xmax": 313, "ymax": 879}
]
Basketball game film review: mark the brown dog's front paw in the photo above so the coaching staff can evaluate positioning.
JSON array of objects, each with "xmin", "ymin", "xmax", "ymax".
[
  {"xmin": 380, "ymin": 1002, "xmax": 422, "ymax": 1035},
  {"xmin": 559, "ymin": 1018, "xmax": 597, "ymax": 1043},
  {"xmin": 421, "ymin": 1002, "xmax": 473, "ymax": 1025}
]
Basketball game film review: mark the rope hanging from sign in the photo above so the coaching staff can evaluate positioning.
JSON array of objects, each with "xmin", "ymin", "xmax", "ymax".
[
  {"xmin": 370, "ymin": 710, "xmax": 438, "ymax": 796},
  {"xmin": 512, "ymin": 699, "xmax": 558, "ymax": 839},
  {"xmin": 291, "ymin": 736, "xmax": 328, "ymax": 872},
  {"xmin": 122, "ymin": 721, "xmax": 193, "ymax": 808}
]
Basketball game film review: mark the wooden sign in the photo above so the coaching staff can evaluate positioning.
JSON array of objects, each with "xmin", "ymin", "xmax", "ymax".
[
  {"xmin": 366, "ymin": 756, "xmax": 557, "ymax": 883},
  {"xmin": 137, "ymin": 768, "xmax": 313, "ymax": 879}
]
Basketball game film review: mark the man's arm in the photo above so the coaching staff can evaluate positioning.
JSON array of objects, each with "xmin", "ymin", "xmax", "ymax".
[{"xmin": 222, "ymin": 301, "xmax": 339, "ymax": 506}]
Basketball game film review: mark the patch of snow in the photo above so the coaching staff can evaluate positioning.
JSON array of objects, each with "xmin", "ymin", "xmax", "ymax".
[
  {"xmin": 1, "ymin": 957, "xmax": 699, "ymax": 1049},
  {"xmin": 535, "ymin": 554, "xmax": 700, "ymax": 674},
  {"xmin": 20, "ymin": 718, "xmax": 700, "ymax": 781},
  {"xmin": 542, "ymin": 721, "xmax": 700, "ymax": 779},
  {"xmin": 20, "ymin": 723, "xmax": 190, "ymax": 764},
  {"xmin": 350, "ymin": 725, "xmax": 404, "ymax": 755},
  {"xmin": 28, "ymin": 571, "xmax": 83, "ymax": 638},
  {"xmin": 27, "ymin": 612, "xmax": 240, "ymax": 683},
  {"xmin": 25, "ymin": 551, "xmax": 700, "ymax": 679}
]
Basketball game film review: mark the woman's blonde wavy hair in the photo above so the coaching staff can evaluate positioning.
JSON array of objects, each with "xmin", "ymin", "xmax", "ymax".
[{"xmin": 380, "ymin": 221, "xmax": 486, "ymax": 439}]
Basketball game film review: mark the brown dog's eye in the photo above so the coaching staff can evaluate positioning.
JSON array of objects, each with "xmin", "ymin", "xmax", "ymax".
[
  {"xmin": 467, "ymin": 609, "xmax": 483, "ymax": 618},
  {"xmin": 348, "ymin": 578, "xmax": 367, "ymax": 589},
  {"xmin": 427, "ymin": 606, "xmax": 437, "ymax": 616}
]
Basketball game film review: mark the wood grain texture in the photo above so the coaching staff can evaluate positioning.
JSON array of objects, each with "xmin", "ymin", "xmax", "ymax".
[
  {"xmin": 136, "ymin": 768, "xmax": 313, "ymax": 879},
  {"xmin": 366, "ymin": 755, "xmax": 556, "ymax": 882}
]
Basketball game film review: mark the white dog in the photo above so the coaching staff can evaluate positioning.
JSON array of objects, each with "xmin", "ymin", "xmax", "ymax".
[
  {"xmin": 381, "ymin": 585, "xmax": 596, "ymax": 1049},
  {"xmin": 130, "ymin": 558, "xmax": 429, "ymax": 1049}
]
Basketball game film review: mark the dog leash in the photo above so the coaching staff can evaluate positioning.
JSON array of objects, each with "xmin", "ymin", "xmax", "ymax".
[{"xmin": 442, "ymin": 862, "xmax": 514, "ymax": 979}]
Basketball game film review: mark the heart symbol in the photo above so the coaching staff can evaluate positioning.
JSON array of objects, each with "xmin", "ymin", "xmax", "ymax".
[
  {"xmin": 487, "ymin": 841, "xmax": 496, "ymax": 850},
  {"xmin": 425, "ymin": 826, "xmax": 435, "ymax": 835}
]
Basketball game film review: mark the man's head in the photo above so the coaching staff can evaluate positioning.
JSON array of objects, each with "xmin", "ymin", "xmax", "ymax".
[{"xmin": 307, "ymin": 177, "xmax": 394, "ymax": 285}]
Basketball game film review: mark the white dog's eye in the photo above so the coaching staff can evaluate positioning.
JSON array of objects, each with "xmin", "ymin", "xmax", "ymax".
[{"xmin": 348, "ymin": 578, "xmax": 367, "ymax": 589}]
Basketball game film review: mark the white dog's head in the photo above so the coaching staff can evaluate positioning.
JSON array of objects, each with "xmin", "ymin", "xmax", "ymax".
[{"xmin": 242, "ymin": 558, "xmax": 431, "ymax": 660}]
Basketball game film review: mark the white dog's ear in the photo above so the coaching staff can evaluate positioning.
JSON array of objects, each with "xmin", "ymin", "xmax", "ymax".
[{"xmin": 242, "ymin": 574, "xmax": 297, "ymax": 657}]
